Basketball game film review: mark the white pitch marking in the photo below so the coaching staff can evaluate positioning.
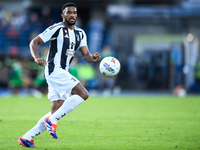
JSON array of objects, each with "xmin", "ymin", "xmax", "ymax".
[{"xmin": 62, "ymin": 119, "xmax": 200, "ymax": 125}]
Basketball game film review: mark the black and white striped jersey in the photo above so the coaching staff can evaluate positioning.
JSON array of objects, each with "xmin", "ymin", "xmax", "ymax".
[{"xmin": 39, "ymin": 22, "xmax": 87, "ymax": 75}]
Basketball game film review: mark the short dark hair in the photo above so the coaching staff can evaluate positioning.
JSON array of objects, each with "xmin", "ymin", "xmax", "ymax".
[{"xmin": 62, "ymin": 2, "xmax": 77, "ymax": 12}]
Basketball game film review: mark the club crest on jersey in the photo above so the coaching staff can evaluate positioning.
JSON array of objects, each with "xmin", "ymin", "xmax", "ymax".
[{"xmin": 64, "ymin": 30, "xmax": 68, "ymax": 33}]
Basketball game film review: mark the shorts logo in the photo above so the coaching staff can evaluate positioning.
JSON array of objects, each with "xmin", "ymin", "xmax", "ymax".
[{"xmin": 71, "ymin": 77, "xmax": 76, "ymax": 82}]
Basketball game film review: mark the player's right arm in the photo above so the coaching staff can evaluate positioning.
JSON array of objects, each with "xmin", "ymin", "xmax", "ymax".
[
  {"xmin": 30, "ymin": 36, "xmax": 47, "ymax": 67},
  {"xmin": 30, "ymin": 23, "xmax": 61, "ymax": 67}
]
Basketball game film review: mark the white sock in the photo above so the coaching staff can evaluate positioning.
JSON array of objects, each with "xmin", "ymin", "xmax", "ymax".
[
  {"xmin": 22, "ymin": 112, "xmax": 52, "ymax": 140},
  {"xmin": 49, "ymin": 95, "xmax": 84, "ymax": 124}
]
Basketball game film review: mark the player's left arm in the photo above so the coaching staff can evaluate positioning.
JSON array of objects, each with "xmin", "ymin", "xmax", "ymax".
[{"xmin": 79, "ymin": 46, "xmax": 101, "ymax": 63}]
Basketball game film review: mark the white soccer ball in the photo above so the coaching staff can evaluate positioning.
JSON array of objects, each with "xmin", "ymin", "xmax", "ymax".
[{"xmin": 99, "ymin": 56, "xmax": 121, "ymax": 77}]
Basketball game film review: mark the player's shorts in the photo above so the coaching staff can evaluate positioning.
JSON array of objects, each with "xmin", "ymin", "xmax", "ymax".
[{"xmin": 45, "ymin": 67, "xmax": 79, "ymax": 101}]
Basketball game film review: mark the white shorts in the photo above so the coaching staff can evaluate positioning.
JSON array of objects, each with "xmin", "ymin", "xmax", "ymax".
[{"xmin": 45, "ymin": 67, "xmax": 79, "ymax": 101}]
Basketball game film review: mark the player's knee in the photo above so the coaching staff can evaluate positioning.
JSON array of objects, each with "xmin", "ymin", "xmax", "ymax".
[
  {"xmin": 80, "ymin": 90, "xmax": 89, "ymax": 100},
  {"xmin": 51, "ymin": 105, "xmax": 60, "ymax": 114},
  {"xmin": 51, "ymin": 100, "xmax": 64, "ymax": 114},
  {"xmin": 51, "ymin": 108, "xmax": 57, "ymax": 114}
]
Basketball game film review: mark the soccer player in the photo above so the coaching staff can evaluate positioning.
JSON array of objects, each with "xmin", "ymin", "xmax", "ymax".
[{"xmin": 18, "ymin": 2, "xmax": 101, "ymax": 148}]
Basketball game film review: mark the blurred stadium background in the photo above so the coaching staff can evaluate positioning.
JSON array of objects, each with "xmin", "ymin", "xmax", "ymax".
[{"xmin": 0, "ymin": 0, "xmax": 200, "ymax": 97}]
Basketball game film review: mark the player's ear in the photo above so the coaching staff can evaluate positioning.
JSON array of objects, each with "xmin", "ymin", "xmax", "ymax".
[{"xmin": 61, "ymin": 13, "xmax": 64, "ymax": 18}]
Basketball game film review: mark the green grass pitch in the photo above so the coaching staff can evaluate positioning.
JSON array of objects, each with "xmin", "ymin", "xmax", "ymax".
[{"xmin": 0, "ymin": 94, "xmax": 200, "ymax": 150}]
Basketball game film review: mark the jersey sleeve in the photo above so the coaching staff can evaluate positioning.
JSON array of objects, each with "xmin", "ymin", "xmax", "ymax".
[
  {"xmin": 38, "ymin": 24, "xmax": 60, "ymax": 43},
  {"xmin": 78, "ymin": 30, "xmax": 87, "ymax": 49}
]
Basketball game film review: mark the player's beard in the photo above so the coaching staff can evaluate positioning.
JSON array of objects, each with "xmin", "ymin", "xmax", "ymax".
[{"xmin": 66, "ymin": 18, "xmax": 76, "ymax": 26}]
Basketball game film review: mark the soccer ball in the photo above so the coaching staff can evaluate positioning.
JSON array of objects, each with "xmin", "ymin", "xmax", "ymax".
[{"xmin": 99, "ymin": 56, "xmax": 120, "ymax": 77}]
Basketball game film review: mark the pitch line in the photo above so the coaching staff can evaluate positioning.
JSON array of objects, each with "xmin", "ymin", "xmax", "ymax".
[{"xmin": 62, "ymin": 119, "xmax": 200, "ymax": 125}]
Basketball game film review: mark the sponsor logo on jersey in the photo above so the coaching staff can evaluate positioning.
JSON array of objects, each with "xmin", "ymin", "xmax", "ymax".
[{"xmin": 66, "ymin": 49, "xmax": 75, "ymax": 56}]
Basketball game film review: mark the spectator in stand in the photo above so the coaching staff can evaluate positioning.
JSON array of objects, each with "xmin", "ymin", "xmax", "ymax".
[
  {"xmin": 2, "ymin": 8, "xmax": 12, "ymax": 24},
  {"xmin": 20, "ymin": 12, "xmax": 41, "ymax": 50},
  {"xmin": 10, "ymin": 11, "xmax": 26, "ymax": 30},
  {"xmin": 70, "ymin": 57, "xmax": 97, "ymax": 89},
  {"xmin": 101, "ymin": 45, "xmax": 119, "ymax": 96},
  {"xmin": 33, "ymin": 46, "xmax": 48, "ymax": 93},
  {"xmin": 6, "ymin": 23, "xmax": 20, "ymax": 46},
  {"xmin": 0, "ymin": 57, "xmax": 10, "ymax": 88},
  {"xmin": 8, "ymin": 47, "xmax": 23, "ymax": 93},
  {"xmin": 40, "ymin": 6, "xmax": 54, "ymax": 31},
  {"xmin": 28, "ymin": 12, "xmax": 42, "ymax": 31},
  {"xmin": 7, "ymin": 46, "xmax": 33, "ymax": 94}
]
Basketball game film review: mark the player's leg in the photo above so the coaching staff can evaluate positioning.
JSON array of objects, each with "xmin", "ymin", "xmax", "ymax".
[
  {"xmin": 18, "ymin": 111, "xmax": 52, "ymax": 147},
  {"xmin": 51, "ymin": 100, "xmax": 65, "ymax": 114},
  {"xmin": 44, "ymin": 82, "xmax": 88, "ymax": 138},
  {"xmin": 22, "ymin": 112, "xmax": 52, "ymax": 140},
  {"xmin": 49, "ymin": 82, "xmax": 88, "ymax": 123},
  {"xmin": 19, "ymin": 99, "xmax": 64, "ymax": 146}
]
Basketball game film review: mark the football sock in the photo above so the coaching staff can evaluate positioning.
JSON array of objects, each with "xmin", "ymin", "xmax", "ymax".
[
  {"xmin": 49, "ymin": 95, "xmax": 84, "ymax": 124},
  {"xmin": 22, "ymin": 112, "xmax": 52, "ymax": 140}
]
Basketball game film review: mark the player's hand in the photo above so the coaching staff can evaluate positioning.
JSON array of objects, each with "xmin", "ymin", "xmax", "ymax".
[
  {"xmin": 35, "ymin": 58, "xmax": 47, "ymax": 67},
  {"xmin": 92, "ymin": 52, "xmax": 101, "ymax": 62}
]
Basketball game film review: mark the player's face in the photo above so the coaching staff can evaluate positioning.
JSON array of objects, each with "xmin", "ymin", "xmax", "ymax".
[{"xmin": 62, "ymin": 7, "xmax": 77, "ymax": 26}]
